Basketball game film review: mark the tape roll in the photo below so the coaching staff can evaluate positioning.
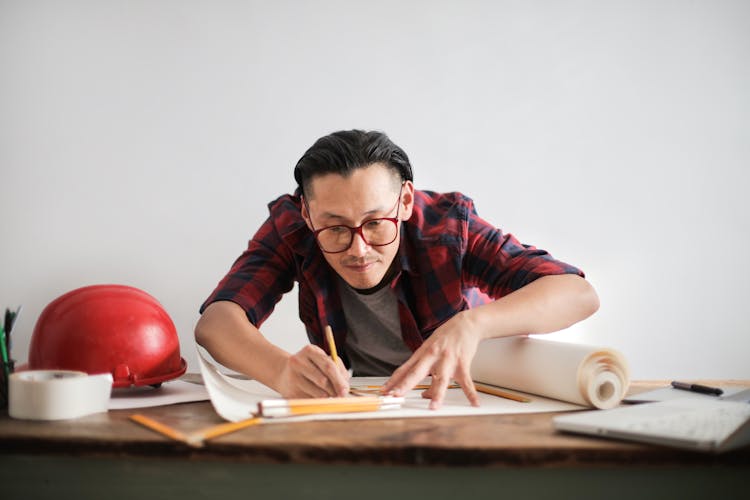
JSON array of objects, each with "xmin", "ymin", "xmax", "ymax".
[{"xmin": 9, "ymin": 370, "xmax": 113, "ymax": 420}]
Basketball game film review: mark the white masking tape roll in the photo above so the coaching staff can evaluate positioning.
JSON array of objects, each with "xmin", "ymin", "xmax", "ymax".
[{"xmin": 9, "ymin": 370, "xmax": 113, "ymax": 420}]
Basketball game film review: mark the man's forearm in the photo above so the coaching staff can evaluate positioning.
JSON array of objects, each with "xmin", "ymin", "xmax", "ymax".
[
  {"xmin": 467, "ymin": 274, "xmax": 600, "ymax": 341},
  {"xmin": 194, "ymin": 301, "xmax": 291, "ymax": 391}
]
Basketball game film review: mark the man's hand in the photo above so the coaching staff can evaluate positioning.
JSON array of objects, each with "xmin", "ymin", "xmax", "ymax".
[
  {"xmin": 381, "ymin": 275, "xmax": 600, "ymax": 409},
  {"xmin": 277, "ymin": 344, "xmax": 351, "ymax": 398},
  {"xmin": 382, "ymin": 311, "xmax": 481, "ymax": 410}
]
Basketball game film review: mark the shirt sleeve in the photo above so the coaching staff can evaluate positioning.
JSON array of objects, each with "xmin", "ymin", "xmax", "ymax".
[
  {"xmin": 462, "ymin": 205, "xmax": 584, "ymax": 299},
  {"xmin": 199, "ymin": 214, "xmax": 296, "ymax": 327}
]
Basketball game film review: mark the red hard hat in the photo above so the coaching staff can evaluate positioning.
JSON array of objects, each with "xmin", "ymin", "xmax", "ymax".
[{"xmin": 29, "ymin": 284, "xmax": 186, "ymax": 388}]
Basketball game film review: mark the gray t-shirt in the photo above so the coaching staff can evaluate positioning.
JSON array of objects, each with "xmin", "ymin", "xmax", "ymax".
[{"xmin": 337, "ymin": 278, "xmax": 413, "ymax": 376}]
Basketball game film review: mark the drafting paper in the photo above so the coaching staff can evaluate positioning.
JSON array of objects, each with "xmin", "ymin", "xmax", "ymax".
[{"xmin": 197, "ymin": 346, "xmax": 583, "ymax": 423}]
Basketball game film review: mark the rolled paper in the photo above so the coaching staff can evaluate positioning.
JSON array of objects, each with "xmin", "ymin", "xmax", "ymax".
[{"xmin": 470, "ymin": 337, "xmax": 629, "ymax": 409}]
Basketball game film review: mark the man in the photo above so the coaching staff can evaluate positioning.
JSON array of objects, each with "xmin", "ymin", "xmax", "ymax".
[{"xmin": 195, "ymin": 130, "xmax": 599, "ymax": 409}]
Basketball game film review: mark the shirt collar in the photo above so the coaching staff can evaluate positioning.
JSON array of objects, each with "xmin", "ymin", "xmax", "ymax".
[{"xmin": 397, "ymin": 225, "xmax": 418, "ymax": 276}]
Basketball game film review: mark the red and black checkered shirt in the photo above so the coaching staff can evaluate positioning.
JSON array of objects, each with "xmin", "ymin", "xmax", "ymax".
[{"xmin": 201, "ymin": 189, "xmax": 584, "ymax": 364}]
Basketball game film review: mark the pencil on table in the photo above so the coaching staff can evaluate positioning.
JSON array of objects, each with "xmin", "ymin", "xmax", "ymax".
[
  {"xmin": 187, "ymin": 416, "xmax": 264, "ymax": 447},
  {"xmin": 324, "ymin": 324, "xmax": 338, "ymax": 364},
  {"xmin": 355, "ymin": 383, "xmax": 460, "ymax": 391},
  {"xmin": 473, "ymin": 382, "xmax": 531, "ymax": 403},
  {"xmin": 130, "ymin": 414, "xmax": 191, "ymax": 444}
]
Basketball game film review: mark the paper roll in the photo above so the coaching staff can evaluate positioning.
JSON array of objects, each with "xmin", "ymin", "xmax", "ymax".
[
  {"xmin": 470, "ymin": 337, "xmax": 629, "ymax": 409},
  {"xmin": 9, "ymin": 370, "xmax": 113, "ymax": 420}
]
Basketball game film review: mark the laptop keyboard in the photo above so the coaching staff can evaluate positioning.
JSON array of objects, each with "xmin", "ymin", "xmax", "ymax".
[{"xmin": 620, "ymin": 402, "xmax": 750, "ymax": 443}]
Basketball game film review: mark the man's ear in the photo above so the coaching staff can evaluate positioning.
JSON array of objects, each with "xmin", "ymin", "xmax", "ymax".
[
  {"xmin": 300, "ymin": 195, "xmax": 314, "ymax": 231},
  {"xmin": 400, "ymin": 181, "xmax": 415, "ymax": 220}
]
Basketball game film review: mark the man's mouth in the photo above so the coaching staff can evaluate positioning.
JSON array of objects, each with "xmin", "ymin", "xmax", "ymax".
[{"xmin": 343, "ymin": 260, "xmax": 377, "ymax": 272}]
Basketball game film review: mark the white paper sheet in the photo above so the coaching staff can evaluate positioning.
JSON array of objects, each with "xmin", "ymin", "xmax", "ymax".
[
  {"xmin": 197, "ymin": 346, "xmax": 583, "ymax": 422},
  {"xmin": 108, "ymin": 379, "xmax": 210, "ymax": 410}
]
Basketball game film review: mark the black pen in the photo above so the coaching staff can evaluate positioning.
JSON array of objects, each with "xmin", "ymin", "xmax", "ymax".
[
  {"xmin": 4, "ymin": 306, "xmax": 21, "ymax": 354},
  {"xmin": 671, "ymin": 380, "xmax": 723, "ymax": 396},
  {"xmin": 3, "ymin": 308, "xmax": 10, "ymax": 354}
]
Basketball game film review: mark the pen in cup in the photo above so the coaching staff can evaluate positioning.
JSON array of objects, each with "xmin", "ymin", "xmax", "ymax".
[
  {"xmin": 0, "ymin": 326, "xmax": 10, "ymax": 381},
  {"xmin": 3, "ymin": 306, "xmax": 21, "ymax": 372}
]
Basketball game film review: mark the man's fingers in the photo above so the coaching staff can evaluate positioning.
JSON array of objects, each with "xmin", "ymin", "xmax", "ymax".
[
  {"xmin": 455, "ymin": 367, "xmax": 480, "ymax": 407},
  {"xmin": 296, "ymin": 375, "xmax": 333, "ymax": 398},
  {"xmin": 382, "ymin": 355, "xmax": 433, "ymax": 396},
  {"xmin": 290, "ymin": 353, "xmax": 333, "ymax": 398},
  {"xmin": 425, "ymin": 373, "xmax": 449, "ymax": 410},
  {"xmin": 310, "ymin": 352, "xmax": 350, "ymax": 397},
  {"xmin": 296, "ymin": 345, "xmax": 349, "ymax": 397},
  {"xmin": 381, "ymin": 357, "xmax": 415, "ymax": 393},
  {"xmin": 329, "ymin": 360, "xmax": 351, "ymax": 397}
]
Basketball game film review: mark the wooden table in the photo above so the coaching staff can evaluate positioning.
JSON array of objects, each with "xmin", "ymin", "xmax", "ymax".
[{"xmin": 1, "ymin": 381, "xmax": 748, "ymax": 499}]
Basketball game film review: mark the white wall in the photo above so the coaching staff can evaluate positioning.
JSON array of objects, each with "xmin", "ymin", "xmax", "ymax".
[{"xmin": 1, "ymin": 0, "xmax": 748, "ymax": 380}]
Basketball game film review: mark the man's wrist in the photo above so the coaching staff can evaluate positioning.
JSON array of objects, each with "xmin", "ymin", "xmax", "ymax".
[{"xmin": 457, "ymin": 308, "xmax": 496, "ymax": 342}]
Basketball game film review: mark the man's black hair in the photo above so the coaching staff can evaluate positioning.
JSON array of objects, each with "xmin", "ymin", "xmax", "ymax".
[{"xmin": 294, "ymin": 130, "xmax": 413, "ymax": 197}]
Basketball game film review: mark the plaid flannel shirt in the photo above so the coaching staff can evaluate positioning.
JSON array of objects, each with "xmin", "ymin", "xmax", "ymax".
[{"xmin": 201, "ymin": 189, "xmax": 584, "ymax": 366}]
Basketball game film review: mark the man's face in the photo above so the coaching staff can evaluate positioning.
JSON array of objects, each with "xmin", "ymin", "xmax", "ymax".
[{"xmin": 302, "ymin": 163, "xmax": 414, "ymax": 290}]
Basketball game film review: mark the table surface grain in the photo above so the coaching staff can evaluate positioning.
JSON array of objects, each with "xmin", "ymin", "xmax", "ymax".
[{"xmin": 2, "ymin": 380, "xmax": 749, "ymax": 467}]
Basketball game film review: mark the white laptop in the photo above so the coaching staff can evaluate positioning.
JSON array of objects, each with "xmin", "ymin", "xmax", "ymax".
[{"xmin": 553, "ymin": 398, "xmax": 750, "ymax": 453}]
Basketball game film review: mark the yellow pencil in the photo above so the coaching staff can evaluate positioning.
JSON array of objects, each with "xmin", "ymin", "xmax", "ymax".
[
  {"xmin": 130, "ymin": 414, "xmax": 191, "ymax": 444},
  {"xmin": 286, "ymin": 401, "xmax": 382, "ymax": 415},
  {"xmin": 187, "ymin": 416, "xmax": 264, "ymax": 447},
  {"xmin": 258, "ymin": 395, "xmax": 404, "ymax": 417},
  {"xmin": 356, "ymin": 383, "xmax": 460, "ymax": 391},
  {"xmin": 473, "ymin": 382, "xmax": 531, "ymax": 403},
  {"xmin": 324, "ymin": 324, "xmax": 338, "ymax": 364}
]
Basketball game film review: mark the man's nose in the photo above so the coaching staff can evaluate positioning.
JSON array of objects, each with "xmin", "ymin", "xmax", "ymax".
[{"xmin": 347, "ymin": 231, "xmax": 369, "ymax": 256}]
